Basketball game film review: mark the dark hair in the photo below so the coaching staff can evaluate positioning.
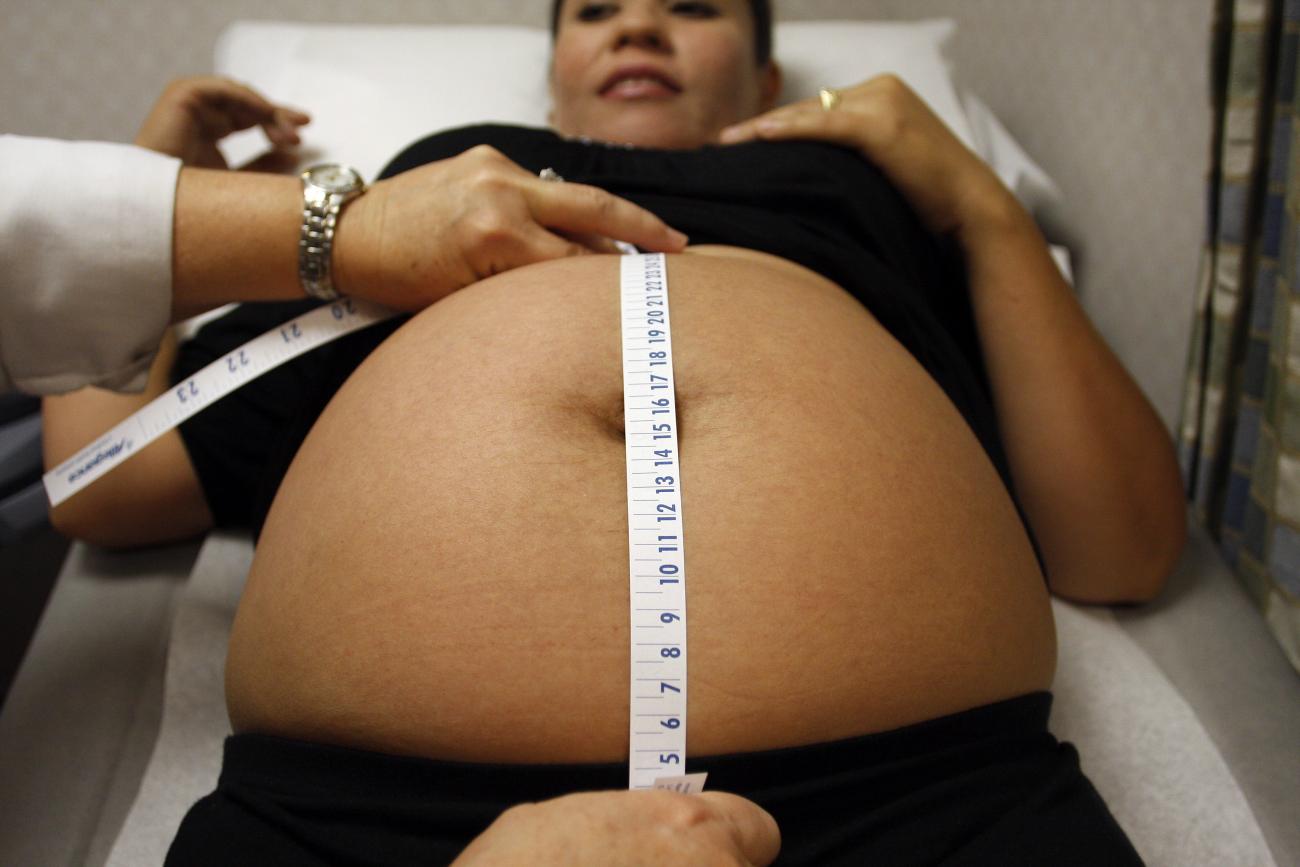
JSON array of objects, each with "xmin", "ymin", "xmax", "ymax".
[{"xmin": 549, "ymin": 0, "xmax": 773, "ymax": 66}]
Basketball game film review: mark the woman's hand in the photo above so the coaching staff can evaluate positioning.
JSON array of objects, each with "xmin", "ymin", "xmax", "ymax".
[
  {"xmin": 450, "ymin": 789, "xmax": 781, "ymax": 866},
  {"xmin": 332, "ymin": 144, "xmax": 689, "ymax": 310},
  {"xmin": 719, "ymin": 75, "xmax": 1019, "ymax": 241},
  {"xmin": 135, "ymin": 76, "xmax": 310, "ymax": 169}
]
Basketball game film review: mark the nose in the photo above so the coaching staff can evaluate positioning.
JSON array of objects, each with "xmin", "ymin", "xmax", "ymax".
[{"xmin": 613, "ymin": 3, "xmax": 671, "ymax": 53}]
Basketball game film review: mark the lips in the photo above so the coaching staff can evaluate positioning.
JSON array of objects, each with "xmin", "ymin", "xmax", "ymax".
[{"xmin": 599, "ymin": 65, "xmax": 682, "ymax": 99}]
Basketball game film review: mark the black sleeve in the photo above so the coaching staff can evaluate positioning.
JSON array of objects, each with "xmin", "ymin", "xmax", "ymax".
[{"xmin": 171, "ymin": 301, "xmax": 405, "ymax": 538}]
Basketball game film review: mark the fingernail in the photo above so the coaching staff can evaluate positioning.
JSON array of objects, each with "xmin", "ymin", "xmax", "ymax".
[
  {"xmin": 670, "ymin": 229, "xmax": 689, "ymax": 248},
  {"xmin": 756, "ymin": 118, "xmax": 783, "ymax": 134},
  {"xmin": 718, "ymin": 126, "xmax": 741, "ymax": 143}
]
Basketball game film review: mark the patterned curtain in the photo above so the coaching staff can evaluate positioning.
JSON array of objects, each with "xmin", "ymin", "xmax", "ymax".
[{"xmin": 1180, "ymin": 0, "xmax": 1299, "ymax": 671}]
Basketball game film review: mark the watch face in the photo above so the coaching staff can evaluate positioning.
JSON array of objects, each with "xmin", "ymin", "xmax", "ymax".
[{"xmin": 307, "ymin": 164, "xmax": 362, "ymax": 193}]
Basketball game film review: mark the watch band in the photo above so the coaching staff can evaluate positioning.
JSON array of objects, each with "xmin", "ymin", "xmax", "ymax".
[{"xmin": 299, "ymin": 166, "xmax": 365, "ymax": 301}]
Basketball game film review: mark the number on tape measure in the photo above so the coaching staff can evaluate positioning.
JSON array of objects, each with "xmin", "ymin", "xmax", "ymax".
[{"xmin": 43, "ymin": 299, "xmax": 397, "ymax": 508}]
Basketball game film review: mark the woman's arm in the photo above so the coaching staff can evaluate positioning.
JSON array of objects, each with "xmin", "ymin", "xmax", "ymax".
[
  {"xmin": 952, "ymin": 195, "xmax": 1186, "ymax": 603},
  {"xmin": 720, "ymin": 76, "xmax": 1186, "ymax": 603}
]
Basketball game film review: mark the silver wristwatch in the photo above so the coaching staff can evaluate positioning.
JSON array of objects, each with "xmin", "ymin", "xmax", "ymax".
[{"xmin": 298, "ymin": 164, "xmax": 367, "ymax": 301}]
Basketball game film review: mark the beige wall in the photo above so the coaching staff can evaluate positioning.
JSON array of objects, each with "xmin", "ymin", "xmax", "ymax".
[{"xmin": 0, "ymin": 0, "xmax": 1213, "ymax": 430}]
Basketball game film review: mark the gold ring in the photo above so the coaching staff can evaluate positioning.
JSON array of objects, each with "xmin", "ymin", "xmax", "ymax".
[{"xmin": 819, "ymin": 87, "xmax": 842, "ymax": 112}]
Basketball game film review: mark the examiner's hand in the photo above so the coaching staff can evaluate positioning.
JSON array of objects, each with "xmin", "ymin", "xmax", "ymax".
[
  {"xmin": 332, "ymin": 144, "xmax": 689, "ymax": 310},
  {"xmin": 135, "ymin": 76, "xmax": 310, "ymax": 169},
  {"xmin": 449, "ymin": 789, "xmax": 780, "ymax": 866},
  {"xmin": 718, "ymin": 75, "xmax": 1019, "ymax": 242}
]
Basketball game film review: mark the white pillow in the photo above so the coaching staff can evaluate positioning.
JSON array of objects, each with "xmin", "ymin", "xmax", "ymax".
[
  {"xmin": 215, "ymin": 19, "xmax": 977, "ymax": 180},
  {"xmin": 776, "ymin": 20, "xmax": 973, "ymax": 145}
]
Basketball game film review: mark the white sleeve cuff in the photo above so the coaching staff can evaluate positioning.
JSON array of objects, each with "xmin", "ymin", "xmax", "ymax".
[{"xmin": 0, "ymin": 135, "xmax": 181, "ymax": 394}]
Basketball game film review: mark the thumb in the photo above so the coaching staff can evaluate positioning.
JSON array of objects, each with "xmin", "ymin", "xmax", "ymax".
[{"xmin": 695, "ymin": 792, "xmax": 781, "ymax": 866}]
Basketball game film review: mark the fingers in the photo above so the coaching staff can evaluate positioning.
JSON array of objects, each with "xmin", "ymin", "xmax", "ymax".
[
  {"xmin": 456, "ymin": 220, "xmax": 593, "ymax": 283},
  {"xmin": 717, "ymin": 98, "xmax": 863, "ymax": 150},
  {"xmin": 467, "ymin": 221, "xmax": 637, "ymax": 285},
  {"xmin": 719, "ymin": 76, "xmax": 953, "ymax": 162},
  {"xmin": 519, "ymin": 225, "xmax": 597, "ymax": 263},
  {"xmin": 696, "ymin": 792, "xmax": 782, "ymax": 867},
  {"xmin": 449, "ymin": 789, "xmax": 779, "ymax": 867},
  {"xmin": 528, "ymin": 181, "xmax": 688, "ymax": 254},
  {"xmin": 264, "ymin": 106, "xmax": 310, "ymax": 147},
  {"xmin": 557, "ymin": 229, "xmax": 624, "ymax": 254},
  {"xmin": 717, "ymin": 100, "xmax": 813, "ymax": 145},
  {"xmin": 172, "ymin": 76, "xmax": 311, "ymax": 144}
]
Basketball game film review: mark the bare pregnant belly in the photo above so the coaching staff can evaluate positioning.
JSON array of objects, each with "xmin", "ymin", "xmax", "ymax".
[{"xmin": 225, "ymin": 246, "xmax": 1056, "ymax": 763}]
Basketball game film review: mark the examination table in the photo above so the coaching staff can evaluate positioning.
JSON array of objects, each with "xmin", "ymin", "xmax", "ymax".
[{"xmin": 1, "ymin": 6, "xmax": 1297, "ymax": 866}]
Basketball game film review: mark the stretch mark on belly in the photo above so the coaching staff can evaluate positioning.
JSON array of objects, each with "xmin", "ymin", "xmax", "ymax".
[{"xmin": 621, "ymin": 253, "xmax": 706, "ymax": 795}]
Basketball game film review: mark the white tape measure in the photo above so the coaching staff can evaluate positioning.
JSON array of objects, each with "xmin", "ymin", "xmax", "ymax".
[
  {"xmin": 43, "ymin": 297, "xmax": 397, "ymax": 508},
  {"xmin": 621, "ymin": 253, "xmax": 706, "ymax": 794}
]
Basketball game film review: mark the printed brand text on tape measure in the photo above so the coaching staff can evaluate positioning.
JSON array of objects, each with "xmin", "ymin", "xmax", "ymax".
[{"xmin": 621, "ymin": 253, "xmax": 705, "ymax": 794}]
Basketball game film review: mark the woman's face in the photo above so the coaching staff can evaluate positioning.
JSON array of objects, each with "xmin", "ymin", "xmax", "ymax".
[{"xmin": 549, "ymin": 0, "xmax": 780, "ymax": 149}]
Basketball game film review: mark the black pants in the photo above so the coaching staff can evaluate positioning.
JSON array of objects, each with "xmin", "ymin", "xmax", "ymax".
[{"xmin": 165, "ymin": 692, "xmax": 1142, "ymax": 866}]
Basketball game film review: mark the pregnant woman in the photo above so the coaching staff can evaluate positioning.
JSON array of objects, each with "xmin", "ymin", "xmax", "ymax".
[{"xmin": 44, "ymin": 1, "xmax": 1185, "ymax": 864}]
